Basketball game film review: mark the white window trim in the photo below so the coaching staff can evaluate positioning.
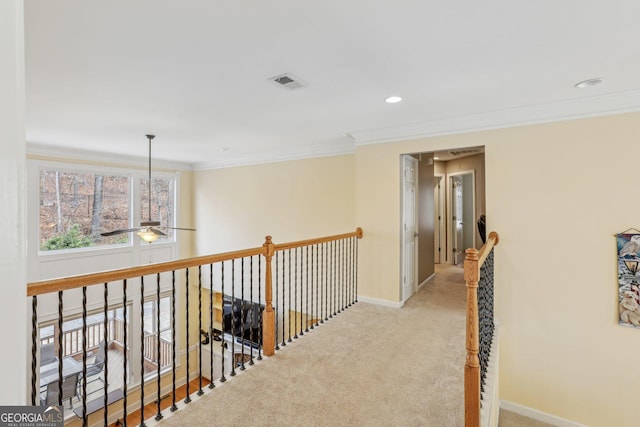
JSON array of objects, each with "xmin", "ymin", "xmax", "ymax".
[{"xmin": 27, "ymin": 158, "xmax": 183, "ymax": 281}]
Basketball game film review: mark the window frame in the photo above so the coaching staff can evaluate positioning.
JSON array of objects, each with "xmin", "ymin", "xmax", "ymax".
[{"xmin": 32, "ymin": 159, "xmax": 180, "ymax": 258}]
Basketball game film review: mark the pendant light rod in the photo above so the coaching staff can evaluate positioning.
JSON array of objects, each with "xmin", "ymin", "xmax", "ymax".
[{"xmin": 145, "ymin": 134, "xmax": 155, "ymax": 222}]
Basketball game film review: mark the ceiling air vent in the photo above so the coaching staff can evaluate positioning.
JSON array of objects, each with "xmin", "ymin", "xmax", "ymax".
[{"xmin": 269, "ymin": 73, "xmax": 306, "ymax": 90}]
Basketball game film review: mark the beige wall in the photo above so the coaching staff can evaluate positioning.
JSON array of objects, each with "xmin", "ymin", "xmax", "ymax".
[
  {"xmin": 355, "ymin": 112, "xmax": 640, "ymax": 426},
  {"xmin": 193, "ymin": 154, "xmax": 356, "ymax": 254}
]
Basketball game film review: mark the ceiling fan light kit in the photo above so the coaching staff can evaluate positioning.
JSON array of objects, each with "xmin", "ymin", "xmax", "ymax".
[{"xmin": 100, "ymin": 134, "xmax": 196, "ymax": 243}]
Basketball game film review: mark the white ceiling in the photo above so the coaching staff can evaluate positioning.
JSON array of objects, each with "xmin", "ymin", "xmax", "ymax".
[{"xmin": 24, "ymin": 0, "xmax": 640, "ymax": 168}]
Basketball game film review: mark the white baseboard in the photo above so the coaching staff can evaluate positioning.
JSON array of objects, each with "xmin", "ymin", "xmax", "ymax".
[
  {"xmin": 500, "ymin": 401, "xmax": 588, "ymax": 427},
  {"xmin": 417, "ymin": 273, "xmax": 436, "ymax": 290},
  {"xmin": 356, "ymin": 295, "xmax": 403, "ymax": 308}
]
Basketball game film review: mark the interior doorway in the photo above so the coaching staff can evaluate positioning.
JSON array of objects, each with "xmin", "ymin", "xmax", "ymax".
[
  {"xmin": 448, "ymin": 170, "xmax": 475, "ymax": 265},
  {"xmin": 434, "ymin": 175, "xmax": 445, "ymax": 264}
]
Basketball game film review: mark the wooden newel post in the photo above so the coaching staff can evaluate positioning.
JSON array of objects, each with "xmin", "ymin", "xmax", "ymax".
[
  {"xmin": 464, "ymin": 247, "xmax": 481, "ymax": 427},
  {"xmin": 262, "ymin": 236, "xmax": 276, "ymax": 357}
]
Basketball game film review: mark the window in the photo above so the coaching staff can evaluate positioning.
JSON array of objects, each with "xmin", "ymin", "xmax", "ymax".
[
  {"xmin": 39, "ymin": 170, "xmax": 130, "ymax": 250},
  {"xmin": 38, "ymin": 166, "xmax": 179, "ymax": 252},
  {"xmin": 140, "ymin": 177, "xmax": 175, "ymax": 241},
  {"xmin": 143, "ymin": 294, "xmax": 172, "ymax": 376}
]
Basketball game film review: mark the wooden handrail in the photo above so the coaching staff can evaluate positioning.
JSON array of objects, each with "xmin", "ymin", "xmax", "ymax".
[
  {"xmin": 27, "ymin": 246, "xmax": 266, "ymax": 297},
  {"xmin": 27, "ymin": 228, "xmax": 364, "ymax": 361},
  {"xmin": 464, "ymin": 231, "xmax": 499, "ymax": 427},
  {"xmin": 273, "ymin": 227, "xmax": 363, "ymax": 251}
]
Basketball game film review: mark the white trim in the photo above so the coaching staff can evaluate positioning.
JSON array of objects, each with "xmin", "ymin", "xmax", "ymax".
[
  {"xmin": 192, "ymin": 141, "xmax": 354, "ymax": 171},
  {"xmin": 27, "ymin": 142, "xmax": 192, "ymax": 171},
  {"xmin": 417, "ymin": 273, "xmax": 435, "ymax": 290},
  {"xmin": 500, "ymin": 401, "xmax": 589, "ymax": 427},
  {"xmin": 352, "ymin": 89, "xmax": 640, "ymax": 146},
  {"xmin": 357, "ymin": 295, "xmax": 403, "ymax": 308}
]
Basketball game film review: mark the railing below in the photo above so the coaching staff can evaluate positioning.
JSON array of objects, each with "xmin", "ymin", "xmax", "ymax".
[
  {"xmin": 27, "ymin": 227, "xmax": 363, "ymax": 426},
  {"xmin": 464, "ymin": 231, "xmax": 499, "ymax": 427}
]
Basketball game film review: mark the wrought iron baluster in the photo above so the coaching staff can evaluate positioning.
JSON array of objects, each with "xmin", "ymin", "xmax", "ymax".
[
  {"xmin": 288, "ymin": 249, "xmax": 293, "ymax": 342},
  {"xmin": 294, "ymin": 247, "xmax": 298, "ymax": 340},
  {"xmin": 300, "ymin": 246, "xmax": 311, "ymax": 334},
  {"xmin": 209, "ymin": 264, "xmax": 215, "ymax": 388},
  {"xmin": 332, "ymin": 240, "xmax": 337, "ymax": 318},
  {"xmin": 139, "ymin": 277, "xmax": 146, "ymax": 426},
  {"xmin": 57, "ymin": 291, "xmax": 63, "ymax": 406},
  {"xmin": 281, "ymin": 252, "xmax": 286, "ymax": 347},
  {"xmin": 184, "ymin": 268, "xmax": 191, "ymax": 403},
  {"xmin": 355, "ymin": 236, "xmax": 359, "ymax": 303},
  {"xmin": 220, "ymin": 262, "xmax": 226, "ymax": 383},
  {"xmin": 122, "ymin": 279, "xmax": 129, "ymax": 424},
  {"xmin": 230, "ymin": 259, "xmax": 236, "ymax": 377},
  {"xmin": 257, "ymin": 255, "xmax": 263, "ymax": 360},
  {"xmin": 323, "ymin": 242, "xmax": 327, "ymax": 322},
  {"xmin": 170, "ymin": 272, "xmax": 178, "ymax": 412},
  {"xmin": 336, "ymin": 240, "xmax": 344, "ymax": 313},
  {"xmin": 330, "ymin": 241, "xmax": 334, "ymax": 318},
  {"xmin": 197, "ymin": 266, "xmax": 204, "ymax": 395},
  {"xmin": 307, "ymin": 244, "xmax": 318, "ymax": 329},
  {"xmin": 155, "ymin": 273, "xmax": 164, "ymax": 420},
  {"xmin": 104, "ymin": 282, "xmax": 110, "ymax": 426},
  {"xmin": 314, "ymin": 244, "xmax": 319, "ymax": 327},
  {"xmin": 239, "ymin": 258, "xmax": 246, "ymax": 370},
  {"xmin": 249, "ymin": 256, "xmax": 255, "ymax": 365},
  {"xmin": 81, "ymin": 286, "xmax": 88, "ymax": 427},
  {"xmin": 275, "ymin": 252, "xmax": 280, "ymax": 351},
  {"xmin": 31, "ymin": 296, "xmax": 37, "ymax": 406}
]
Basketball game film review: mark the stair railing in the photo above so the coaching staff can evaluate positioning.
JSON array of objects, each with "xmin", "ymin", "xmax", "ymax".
[
  {"xmin": 27, "ymin": 227, "xmax": 362, "ymax": 426},
  {"xmin": 464, "ymin": 231, "xmax": 499, "ymax": 427}
]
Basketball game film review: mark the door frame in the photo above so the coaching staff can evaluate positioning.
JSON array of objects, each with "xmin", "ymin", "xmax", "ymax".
[
  {"xmin": 447, "ymin": 169, "xmax": 476, "ymax": 265},
  {"xmin": 434, "ymin": 174, "xmax": 445, "ymax": 263}
]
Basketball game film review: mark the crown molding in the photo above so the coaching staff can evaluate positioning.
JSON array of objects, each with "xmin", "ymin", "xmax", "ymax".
[
  {"xmin": 351, "ymin": 89, "xmax": 640, "ymax": 146},
  {"xmin": 192, "ymin": 140, "xmax": 355, "ymax": 171},
  {"xmin": 27, "ymin": 142, "xmax": 193, "ymax": 171}
]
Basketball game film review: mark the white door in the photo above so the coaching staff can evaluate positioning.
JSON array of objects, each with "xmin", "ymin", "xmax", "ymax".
[
  {"xmin": 452, "ymin": 176, "xmax": 464, "ymax": 264},
  {"xmin": 402, "ymin": 155, "xmax": 418, "ymax": 302}
]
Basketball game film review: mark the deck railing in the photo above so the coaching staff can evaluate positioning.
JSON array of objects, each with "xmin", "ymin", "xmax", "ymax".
[
  {"xmin": 464, "ymin": 231, "xmax": 499, "ymax": 427},
  {"xmin": 27, "ymin": 228, "xmax": 362, "ymax": 426}
]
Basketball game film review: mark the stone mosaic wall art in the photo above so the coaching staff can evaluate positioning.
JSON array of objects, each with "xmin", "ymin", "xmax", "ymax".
[{"xmin": 617, "ymin": 230, "xmax": 640, "ymax": 328}]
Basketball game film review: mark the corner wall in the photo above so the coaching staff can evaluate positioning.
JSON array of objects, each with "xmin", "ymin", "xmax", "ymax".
[{"xmin": 0, "ymin": 0, "xmax": 27, "ymax": 404}]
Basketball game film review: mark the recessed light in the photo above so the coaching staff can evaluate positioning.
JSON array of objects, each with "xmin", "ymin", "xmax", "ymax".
[
  {"xmin": 574, "ymin": 78, "xmax": 603, "ymax": 88},
  {"xmin": 434, "ymin": 157, "xmax": 439, "ymax": 160},
  {"xmin": 385, "ymin": 96, "xmax": 403, "ymax": 104},
  {"xmin": 219, "ymin": 147, "xmax": 229, "ymax": 152}
]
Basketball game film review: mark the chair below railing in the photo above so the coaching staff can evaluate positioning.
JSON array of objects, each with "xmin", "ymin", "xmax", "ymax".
[
  {"xmin": 464, "ymin": 231, "xmax": 499, "ymax": 427},
  {"xmin": 27, "ymin": 227, "xmax": 362, "ymax": 426}
]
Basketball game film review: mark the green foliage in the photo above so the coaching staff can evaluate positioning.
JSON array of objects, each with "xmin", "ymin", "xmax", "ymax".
[{"xmin": 41, "ymin": 224, "xmax": 94, "ymax": 251}]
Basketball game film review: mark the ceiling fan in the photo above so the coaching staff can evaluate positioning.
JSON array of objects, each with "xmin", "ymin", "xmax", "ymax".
[{"xmin": 101, "ymin": 134, "xmax": 196, "ymax": 243}]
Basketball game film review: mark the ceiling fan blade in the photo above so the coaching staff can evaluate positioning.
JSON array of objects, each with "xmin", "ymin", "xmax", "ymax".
[
  {"xmin": 101, "ymin": 228, "xmax": 141, "ymax": 237},
  {"xmin": 161, "ymin": 226, "xmax": 197, "ymax": 231},
  {"xmin": 150, "ymin": 227, "xmax": 166, "ymax": 236}
]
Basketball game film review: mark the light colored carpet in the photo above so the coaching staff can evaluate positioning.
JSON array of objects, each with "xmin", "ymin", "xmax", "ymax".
[
  {"xmin": 154, "ymin": 265, "xmax": 466, "ymax": 426},
  {"xmin": 153, "ymin": 265, "xmax": 545, "ymax": 427}
]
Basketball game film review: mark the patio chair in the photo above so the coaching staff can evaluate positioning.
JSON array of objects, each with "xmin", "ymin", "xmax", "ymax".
[
  {"xmin": 83, "ymin": 341, "xmax": 106, "ymax": 384},
  {"xmin": 41, "ymin": 372, "xmax": 79, "ymax": 408}
]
